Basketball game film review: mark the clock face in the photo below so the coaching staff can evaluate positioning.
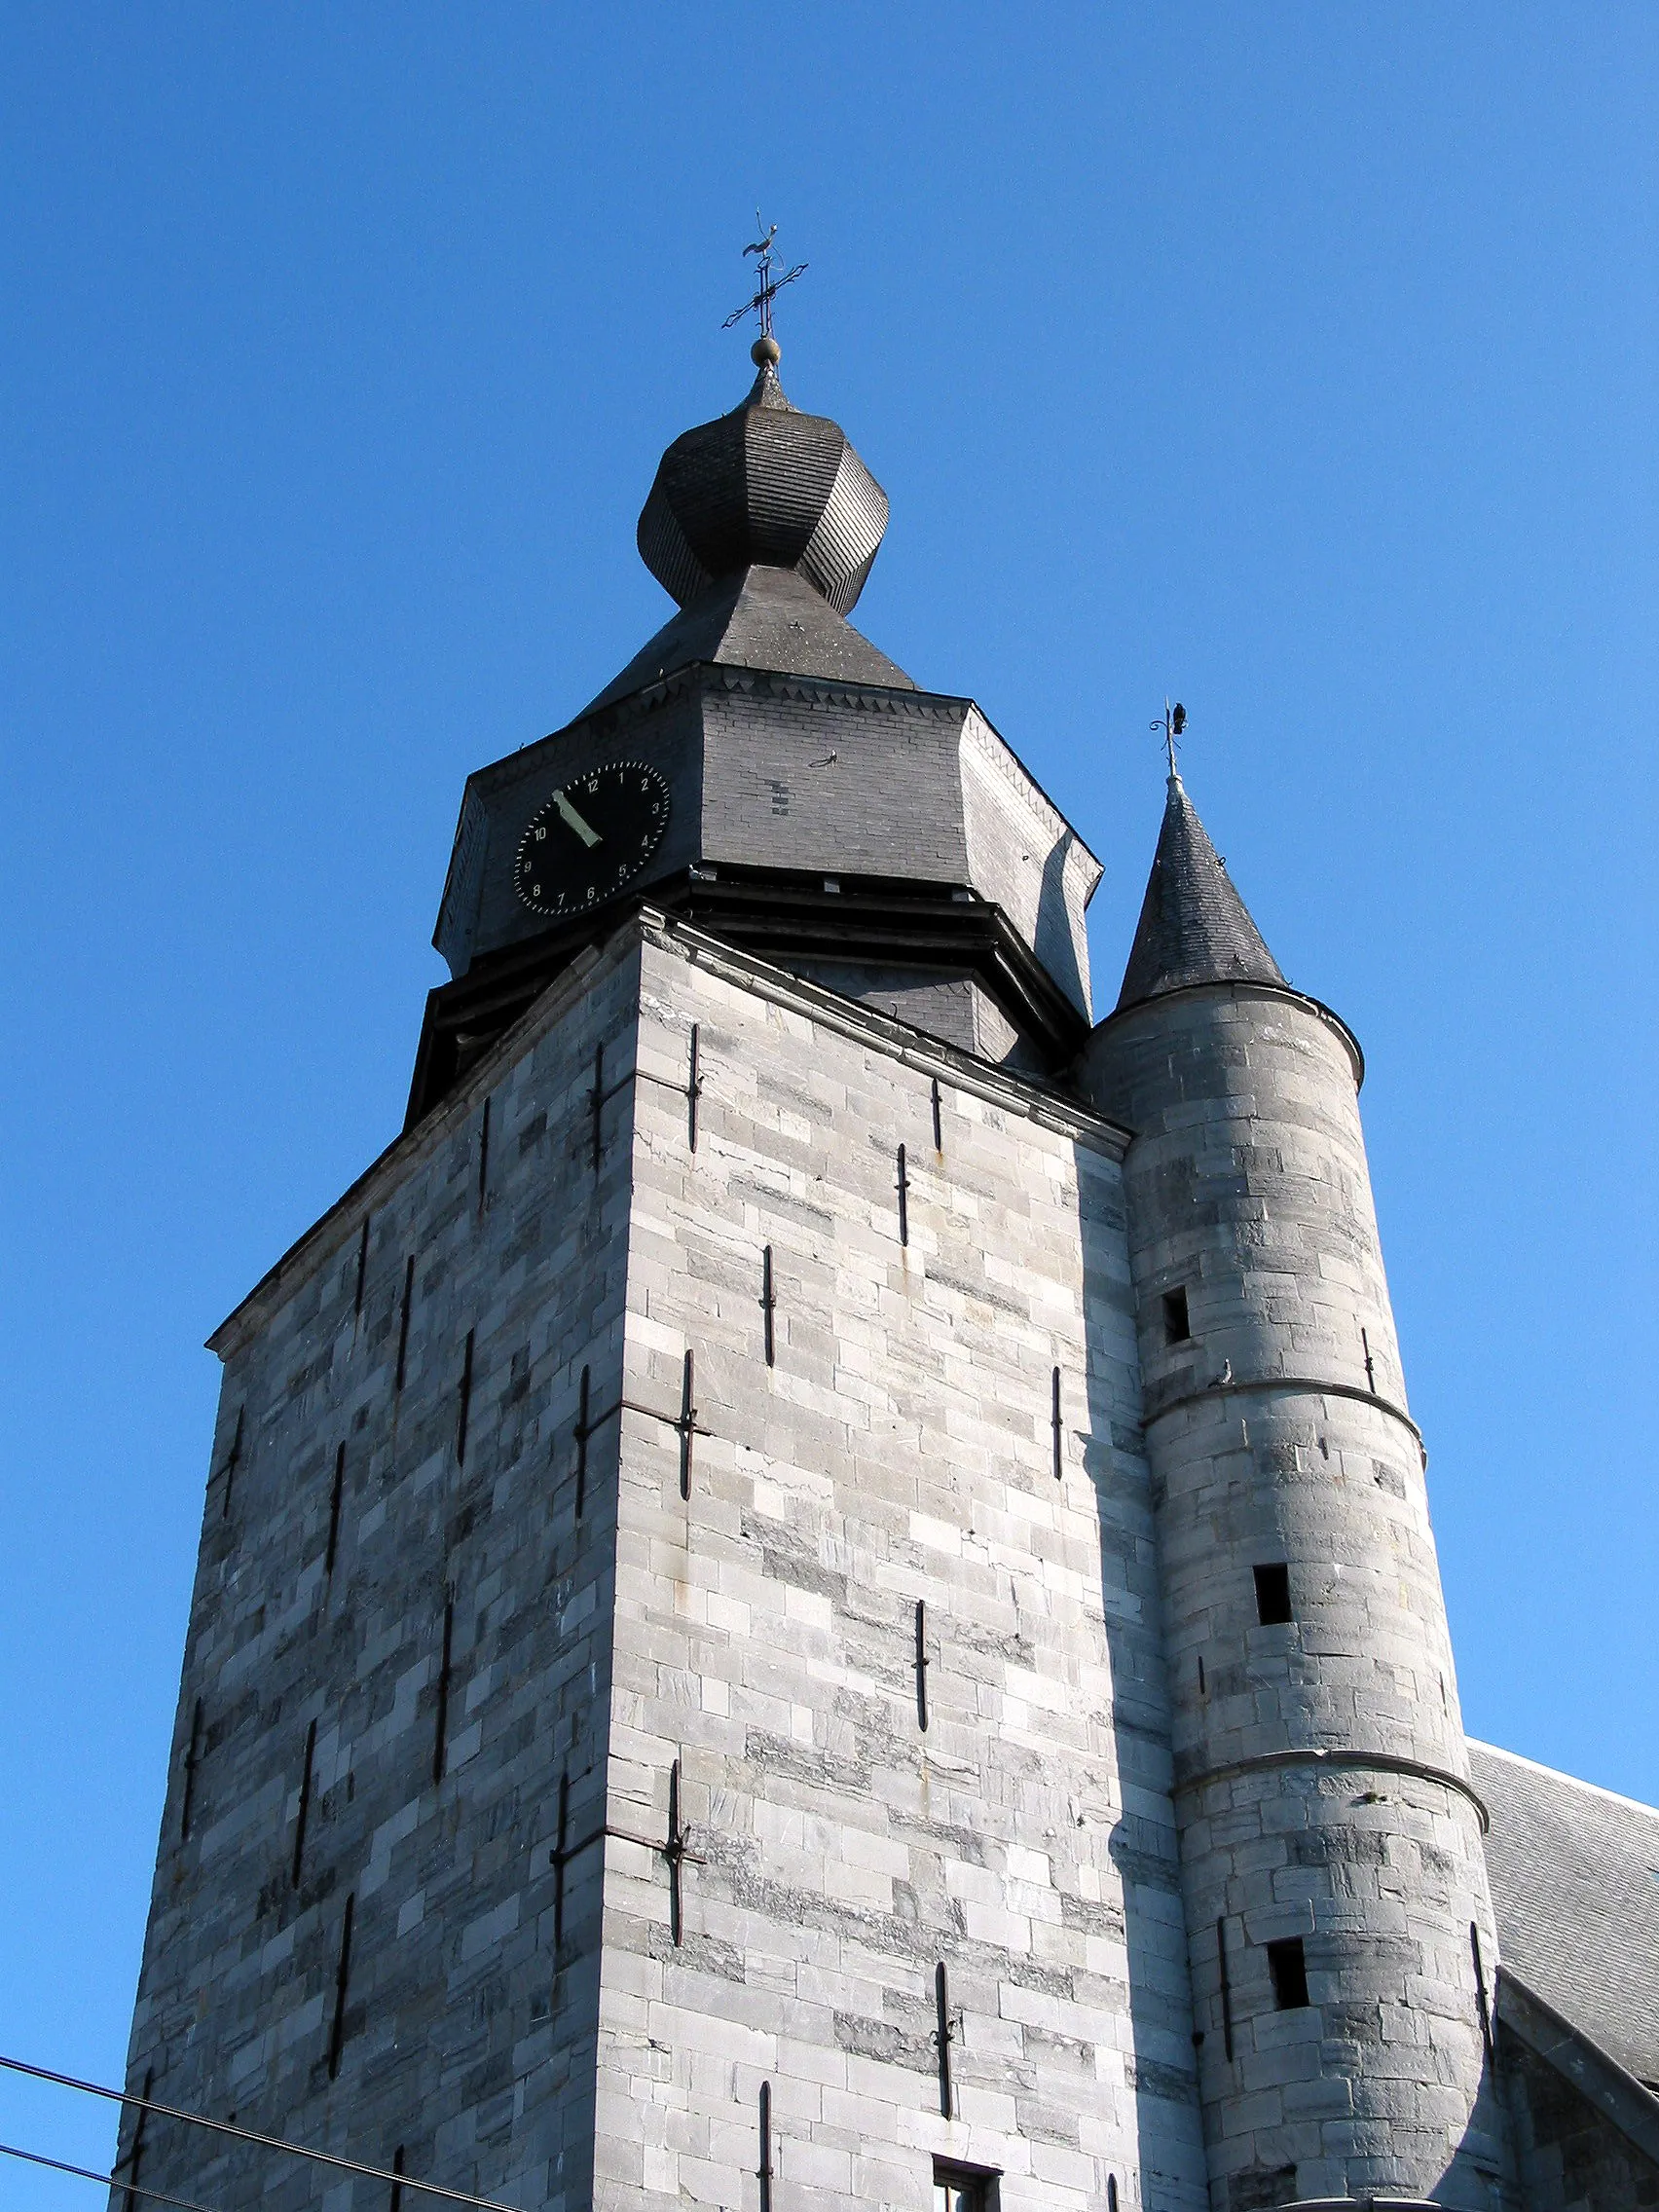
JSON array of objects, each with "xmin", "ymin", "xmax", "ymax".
[{"xmin": 513, "ymin": 760, "xmax": 672, "ymax": 920}]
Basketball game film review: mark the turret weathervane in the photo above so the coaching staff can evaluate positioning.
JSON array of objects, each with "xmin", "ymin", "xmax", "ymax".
[
  {"xmin": 1152, "ymin": 699, "xmax": 1187, "ymax": 777},
  {"xmin": 721, "ymin": 215, "xmax": 807, "ymax": 363}
]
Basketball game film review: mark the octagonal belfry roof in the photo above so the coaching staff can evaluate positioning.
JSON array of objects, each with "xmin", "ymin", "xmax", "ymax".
[{"xmin": 637, "ymin": 359, "xmax": 889, "ymax": 616}]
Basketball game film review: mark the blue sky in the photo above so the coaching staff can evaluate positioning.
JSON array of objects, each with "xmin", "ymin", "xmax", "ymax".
[{"xmin": 2, "ymin": 4, "xmax": 1655, "ymax": 2199}]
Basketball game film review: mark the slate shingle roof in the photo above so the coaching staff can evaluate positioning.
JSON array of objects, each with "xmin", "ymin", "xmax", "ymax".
[
  {"xmin": 636, "ymin": 360, "xmax": 890, "ymax": 616},
  {"xmin": 586, "ymin": 359, "xmax": 911, "ymax": 716},
  {"xmin": 1116, "ymin": 774, "xmax": 1285, "ymax": 1012},
  {"xmin": 582, "ymin": 563, "xmax": 914, "ymax": 715},
  {"xmin": 1470, "ymin": 1739, "xmax": 1659, "ymax": 2088}
]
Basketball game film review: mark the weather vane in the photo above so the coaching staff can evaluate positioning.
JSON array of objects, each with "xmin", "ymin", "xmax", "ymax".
[
  {"xmin": 1151, "ymin": 699, "xmax": 1187, "ymax": 776},
  {"xmin": 721, "ymin": 213, "xmax": 807, "ymax": 359}
]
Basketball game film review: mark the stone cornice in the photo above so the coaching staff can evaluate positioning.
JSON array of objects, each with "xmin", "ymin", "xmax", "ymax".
[
  {"xmin": 640, "ymin": 909, "xmax": 1129, "ymax": 1160},
  {"xmin": 207, "ymin": 907, "xmax": 1128, "ymax": 1363}
]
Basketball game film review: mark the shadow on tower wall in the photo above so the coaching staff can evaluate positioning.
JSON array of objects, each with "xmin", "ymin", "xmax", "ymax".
[
  {"xmin": 1036, "ymin": 830, "xmax": 1088, "ymax": 1023},
  {"xmin": 1076, "ymin": 1146, "xmax": 1211, "ymax": 2212}
]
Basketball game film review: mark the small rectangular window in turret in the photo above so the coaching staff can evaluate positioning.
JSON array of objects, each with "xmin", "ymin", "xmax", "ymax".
[
  {"xmin": 1253, "ymin": 1563, "xmax": 1293, "ymax": 1625},
  {"xmin": 1267, "ymin": 1936, "xmax": 1309, "ymax": 2009},
  {"xmin": 1161, "ymin": 1287, "xmax": 1191, "ymax": 1344}
]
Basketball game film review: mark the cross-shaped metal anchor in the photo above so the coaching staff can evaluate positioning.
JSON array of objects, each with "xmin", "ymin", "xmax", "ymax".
[{"xmin": 549, "ymin": 1757, "xmax": 704, "ymax": 1948}]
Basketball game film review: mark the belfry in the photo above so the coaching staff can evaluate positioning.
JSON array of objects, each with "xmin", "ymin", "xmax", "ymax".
[{"xmin": 113, "ymin": 313, "xmax": 1659, "ymax": 2212}]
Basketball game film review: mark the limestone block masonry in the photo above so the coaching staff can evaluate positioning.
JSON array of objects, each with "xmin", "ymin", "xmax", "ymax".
[
  {"xmin": 1079, "ymin": 982, "xmax": 1509, "ymax": 2212},
  {"xmin": 121, "ymin": 937, "xmax": 645, "ymax": 2212},
  {"xmin": 598, "ymin": 928, "xmax": 1204, "ymax": 2212},
  {"xmin": 116, "ymin": 914, "xmax": 1212, "ymax": 2212}
]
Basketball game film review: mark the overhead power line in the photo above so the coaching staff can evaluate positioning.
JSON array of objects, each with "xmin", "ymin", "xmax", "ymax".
[
  {"xmin": 0, "ymin": 2136, "xmax": 231, "ymax": 2212},
  {"xmin": 0, "ymin": 2055, "xmax": 522, "ymax": 2212}
]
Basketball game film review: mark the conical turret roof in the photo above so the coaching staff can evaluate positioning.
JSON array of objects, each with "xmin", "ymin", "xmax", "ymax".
[{"xmin": 1116, "ymin": 774, "xmax": 1284, "ymax": 1011}]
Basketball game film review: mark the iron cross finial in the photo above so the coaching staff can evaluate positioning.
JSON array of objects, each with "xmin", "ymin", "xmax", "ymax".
[{"xmin": 721, "ymin": 212, "xmax": 807, "ymax": 357}]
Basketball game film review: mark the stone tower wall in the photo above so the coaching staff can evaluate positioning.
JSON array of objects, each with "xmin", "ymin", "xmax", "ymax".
[
  {"xmin": 1079, "ymin": 984, "xmax": 1508, "ymax": 2212},
  {"xmin": 114, "ymin": 941, "xmax": 647, "ymax": 2212},
  {"xmin": 114, "ymin": 915, "xmax": 1211, "ymax": 2212},
  {"xmin": 587, "ymin": 925, "xmax": 1209, "ymax": 2212}
]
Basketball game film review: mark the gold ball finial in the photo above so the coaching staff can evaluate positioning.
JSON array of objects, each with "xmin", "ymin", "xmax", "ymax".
[{"xmin": 751, "ymin": 334, "xmax": 781, "ymax": 367}]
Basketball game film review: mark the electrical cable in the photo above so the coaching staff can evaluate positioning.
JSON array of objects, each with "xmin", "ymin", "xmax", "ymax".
[
  {"xmin": 0, "ymin": 2136, "xmax": 231, "ymax": 2212},
  {"xmin": 0, "ymin": 2055, "xmax": 521, "ymax": 2212}
]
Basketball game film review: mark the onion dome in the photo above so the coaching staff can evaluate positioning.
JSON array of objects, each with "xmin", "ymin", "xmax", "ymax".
[
  {"xmin": 637, "ymin": 350, "xmax": 889, "ymax": 616},
  {"xmin": 1117, "ymin": 773, "xmax": 1285, "ymax": 1010}
]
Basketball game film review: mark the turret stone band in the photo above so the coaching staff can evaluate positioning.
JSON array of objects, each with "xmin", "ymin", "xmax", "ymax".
[
  {"xmin": 1146, "ymin": 1372, "xmax": 1427, "ymax": 1458},
  {"xmin": 1173, "ymin": 1747, "xmax": 1491, "ymax": 1834}
]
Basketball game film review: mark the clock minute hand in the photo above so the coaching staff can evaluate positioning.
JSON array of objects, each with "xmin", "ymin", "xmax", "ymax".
[{"xmin": 552, "ymin": 788, "xmax": 603, "ymax": 848}]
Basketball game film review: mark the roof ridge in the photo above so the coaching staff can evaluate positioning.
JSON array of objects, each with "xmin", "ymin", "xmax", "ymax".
[{"xmin": 1469, "ymin": 1737, "xmax": 1659, "ymax": 1822}]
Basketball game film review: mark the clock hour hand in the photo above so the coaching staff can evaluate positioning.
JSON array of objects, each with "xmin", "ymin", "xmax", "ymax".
[{"xmin": 552, "ymin": 788, "xmax": 603, "ymax": 848}]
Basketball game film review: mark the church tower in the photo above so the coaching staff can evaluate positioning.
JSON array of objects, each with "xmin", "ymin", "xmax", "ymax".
[
  {"xmin": 111, "ymin": 322, "xmax": 1525, "ymax": 2212},
  {"xmin": 1078, "ymin": 774, "xmax": 1510, "ymax": 2208},
  {"xmin": 111, "ymin": 342, "xmax": 1212, "ymax": 2212}
]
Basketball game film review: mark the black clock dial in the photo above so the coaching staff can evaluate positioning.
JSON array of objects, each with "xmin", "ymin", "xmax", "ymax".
[{"xmin": 513, "ymin": 760, "xmax": 671, "ymax": 920}]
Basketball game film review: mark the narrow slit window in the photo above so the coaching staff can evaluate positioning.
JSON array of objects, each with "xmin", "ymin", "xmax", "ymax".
[
  {"xmin": 1253, "ymin": 1563, "xmax": 1293, "ymax": 1626},
  {"xmin": 1161, "ymin": 1287, "xmax": 1191, "ymax": 1344},
  {"xmin": 1267, "ymin": 1936, "xmax": 1309, "ymax": 2010}
]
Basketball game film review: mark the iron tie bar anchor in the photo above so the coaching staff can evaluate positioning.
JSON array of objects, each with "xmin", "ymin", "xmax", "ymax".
[{"xmin": 550, "ymin": 1761, "xmax": 704, "ymax": 1946}]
